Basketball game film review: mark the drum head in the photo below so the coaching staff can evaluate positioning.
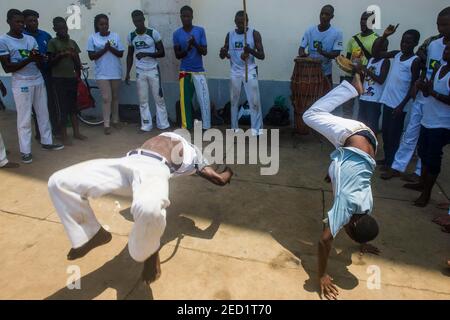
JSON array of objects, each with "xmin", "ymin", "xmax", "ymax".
[{"xmin": 336, "ymin": 55, "xmax": 354, "ymax": 74}]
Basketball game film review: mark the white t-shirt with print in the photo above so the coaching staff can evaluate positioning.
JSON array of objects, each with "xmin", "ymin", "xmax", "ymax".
[
  {"xmin": 127, "ymin": 28, "xmax": 162, "ymax": 71},
  {"xmin": 87, "ymin": 32, "xmax": 124, "ymax": 80},
  {"xmin": 0, "ymin": 34, "xmax": 43, "ymax": 88}
]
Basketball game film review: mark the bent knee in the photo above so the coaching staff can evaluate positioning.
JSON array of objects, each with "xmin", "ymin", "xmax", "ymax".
[
  {"xmin": 131, "ymin": 201, "xmax": 164, "ymax": 223},
  {"xmin": 48, "ymin": 171, "xmax": 64, "ymax": 191}
]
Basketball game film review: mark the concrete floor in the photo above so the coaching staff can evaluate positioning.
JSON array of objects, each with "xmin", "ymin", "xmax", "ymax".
[{"xmin": 0, "ymin": 110, "xmax": 449, "ymax": 300}]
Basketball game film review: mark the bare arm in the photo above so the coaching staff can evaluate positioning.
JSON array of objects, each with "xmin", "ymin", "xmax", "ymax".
[
  {"xmin": 174, "ymin": 44, "xmax": 188, "ymax": 60},
  {"xmin": 0, "ymin": 54, "xmax": 36, "ymax": 73},
  {"xmin": 245, "ymin": 30, "xmax": 265, "ymax": 60},
  {"xmin": 364, "ymin": 59, "xmax": 391, "ymax": 85},
  {"xmin": 298, "ymin": 46, "xmax": 307, "ymax": 57},
  {"xmin": 197, "ymin": 166, "xmax": 233, "ymax": 186},
  {"xmin": 108, "ymin": 46, "xmax": 124, "ymax": 58},
  {"xmin": 394, "ymin": 58, "xmax": 421, "ymax": 115},
  {"xmin": 136, "ymin": 41, "xmax": 165, "ymax": 61},
  {"xmin": 429, "ymin": 69, "xmax": 450, "ymax": 105},
  {"xmin": 192, "ymin": 38, "xmax": 207, "ymax": 56},
  {"xmin": 0, "ymin": 80, "xmax": 6, "ymax": 97},
  {"xmin": 318, "ymin": 48, "xmax": 341, "ymax": 60},
  {"xmin": 88, "ymin": 42, "xmax": 109, "ymax": 61},
  {"xmin": 219, "ymin": 33, "xmax": 230, "ymax": 60},
  {"xmin": 125, "ymin": 46, "xmax": 134, "ymax": 84},
  {"xmin": 318, "ymin": 228, "xmax": 339, "ymax": 300}
]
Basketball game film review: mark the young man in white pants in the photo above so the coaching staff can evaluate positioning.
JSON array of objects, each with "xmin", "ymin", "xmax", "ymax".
[
  {"xmin": 125, "ymin": 10, "xmax": 170, "ymax": 133},
  {"xmin": 303, "ymin": 75, "xmax": 380, "ymax": 300},
  {"xmin": 385, "ymin": 9, "xmax": 450, "ymax": 181},
  {"xmin": 219, "ymin": 11, "xmax": 265, "ymax": 136},
  {"xmin": 0, "ymin": 9, "xmax": 63, "ymax": 164},
  {"xmin": 48, "ymin": 132, "xmax": 233, "ymax": 284},
  {"xmin": 173, "ymin": 6, "xmax": 211, "ymax": 130}
]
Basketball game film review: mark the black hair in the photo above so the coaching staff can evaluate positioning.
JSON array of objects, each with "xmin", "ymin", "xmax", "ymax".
[
  {"xmin": 404, "ymin": 29, "xmax": 421, "ymax": 44},
  {"xmin": 53, "ymin": 16, "xmax": 66, "ymax": 27},
  {"xmin": 23, "ymin": 9, "xmax": 39, "ymax": 19},
  {"xmin": 235, "ymin": 10, "xmax": 248, "ymax": 20},
  {"xmin": 362, "ymin": 10, "xmax": 374, "ymax": 19},
  {"xmin": 7, "ymin": 9, "xmax": 24, "ymax": 21},
  {"xmin": 94, "ymin": 13, "xmax": 109, "ymax": 33},
  {"xmin": 180, "ymin": 5, "xmax": 193, "ymax": 15},
  {"xmin": 351, "ymin": 215, "xmax": 379, "ymax": 244},
  {"xmin": 131, "ymin": 10, "xmax": 144, "ymax": 18},
  {"xmin": 438, "ymin": 7, "xmax": 450, "ymax": 17},
  {"xmin": 322, "ymin": 4, "xmax": 335, "ymax": 14}
]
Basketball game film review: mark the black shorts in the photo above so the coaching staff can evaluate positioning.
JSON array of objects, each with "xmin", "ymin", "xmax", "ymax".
[
  {"xmin": 418, "ymin": 126, "xmax": 450, "ymax": 175},
  {"xmin": 53, "ymin": 77, "xmax": 78, "ymax": 125}
]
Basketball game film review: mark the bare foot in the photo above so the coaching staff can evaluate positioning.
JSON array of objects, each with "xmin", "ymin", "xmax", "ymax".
[
  {"xmin": 1, "ymin": 162, "xmax": 20, "ymax": 169},
  {"xmin": 401, "ymin": 173, "xmax": 420, "ymax": 183},
  {"xmin": 351, "ymin": 73, "xmax": 364, "ymax": 95},
  {"xmin": 74, "ymin": 134, "xmax": 87, "ymax": 141},
  {"xmin": 403, "ymin": 183, "xmax": 424, "ymax": 192},
  {"xmin": 433, "ymin": 215, "xmax": 450, "ymax": 226},
  {"xmin": 67, "ymin": 227, "xmax": 112, "ymax": 260},
  {"xmin": 414, "ymin": 193, "xmax": 431, "ymax": 208},
  {"xmin": 381, "ymin": 168, "xmax": 401, "ymax": 180},
  {"xmin": 142, "ymin": 252, "xmax": 161, "ymax": 285},
  {"xmin": 436, "ymin": 202, "xmax": 450, "ymax": 211}
]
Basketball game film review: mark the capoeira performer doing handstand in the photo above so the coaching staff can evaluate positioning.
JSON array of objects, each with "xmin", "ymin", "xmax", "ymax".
[
  {"xmin": 303, "ymin": 73, "xmax": 380, "ymax": 300},
  {"xmin": 48, "ymin": 132, "xmax": 233, "ymax": 284}
]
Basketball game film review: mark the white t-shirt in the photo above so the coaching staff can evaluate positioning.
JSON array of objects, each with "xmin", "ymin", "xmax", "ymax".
[
  {"xmin": 127, "ymin": 28, "xmax": 162, "ymax": 71},
  {"xmin": 380, "ymin": 52, "xmax": 418, "ymax": 109},
  {"xmin": 421, "ymin": 64, "xmax": 450, "ymax": 130},
  {"xmin": 0, "ymin": 34, "xmax": 43, "ymax": 88},
  {"xmin": 87, "ymin": 32, "xmax": 124, "ymax": 80},
  {"xmin": 159, "ymin": 132, "xmax": 209, "ymax": 177},
  {"xmin": 300, "ymin": 25, "xmax": 343, "ymax": 76},
  {"xmin": 360, "ymin": 58, "xmax": 387, "ymax": 102}
]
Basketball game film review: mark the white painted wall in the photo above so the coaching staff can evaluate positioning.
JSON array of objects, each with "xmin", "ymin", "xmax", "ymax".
[
  {"xmin": 192, "ymin": 0, "xmax": 449, "ymax": 82},
  {"xmin": 0, "ymin": 0, "xmax": 448, "ymax": 83}
]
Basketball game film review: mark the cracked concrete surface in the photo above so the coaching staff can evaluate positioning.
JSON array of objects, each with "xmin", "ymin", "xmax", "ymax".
[{"xmin": 0, "ymin": 110, "xmax": 449, "ymax": 300}]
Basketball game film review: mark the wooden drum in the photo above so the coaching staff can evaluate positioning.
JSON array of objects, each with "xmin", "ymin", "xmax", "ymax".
[{"xmin": 291, "ymin": 57, "xmax": 331, "ymax": 135}]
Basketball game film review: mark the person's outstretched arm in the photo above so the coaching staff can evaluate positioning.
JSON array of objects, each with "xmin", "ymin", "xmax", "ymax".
[{"xmin": 318, "ymin": 228, "xmax": 339, "ymax": 300}]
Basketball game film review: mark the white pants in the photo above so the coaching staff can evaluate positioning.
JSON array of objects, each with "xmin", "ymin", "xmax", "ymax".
[
  {"xmin": 0, "ymin": 132, "xmax": 8, "ymax": 167},
  {"xmin": 192, "ymin": 74, "xmax": 211, "ymax": 130},
  {"xmin": 136, "ymin": 68, "xmax": 170, "ymax": 131},
  {"xmin": 391, "ymin": 100, "xmax": 422, "ymax": 175},
  {"xmin": 230, "ymin": 69, "xmax": 263, "ymax": 135},
  {"xmin": 48, "ymin": 154, "xmax": 171, "ymax": 262},
  {"xmin": 303, "ymin": 81, "xmax": 373, "ymax": 149},
  {"xmin": 12, "ymin": 82, "xmax": 52, "ymax": 154}
]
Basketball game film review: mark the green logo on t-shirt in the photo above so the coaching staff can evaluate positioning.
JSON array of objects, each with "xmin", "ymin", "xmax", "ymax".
[
  {"xmin": 18, "ymin": 49, "xmax": 30, "ymax": 59},
  {"xmin": 429, "ymin": 59, "xmax": 440, "ymax": 72},
  {"xmin": 234, "ymin": 41, "xmax": 244, "ymax": 49},
  {"xmin": 135, "ymin": 40, "xmax": 150, "ymax": 50},
  {"xmin": 313, "ymin": 41, "xmax": 322, "ymax": 50}
]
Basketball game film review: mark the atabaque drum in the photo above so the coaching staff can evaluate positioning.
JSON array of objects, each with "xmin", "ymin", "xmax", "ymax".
[{"xmin": 291, "ymin": 57, "xmax": 331, "ymax": 135}]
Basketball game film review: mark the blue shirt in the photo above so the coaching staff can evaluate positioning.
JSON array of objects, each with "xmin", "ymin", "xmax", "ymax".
[
  {"xmin": 173, "ymin": 26, "xmax": 207, "ymax": 72},
  {"xmin": 23, "ymin": 29, "xmax": 52, "ymax": 54},
  {"xmin": 300, "ymin": 25, "xmax": 343, "ymax": 76},
  {"xmin": 327, "ymin": 147, "xmax": 375, "ymax": 238},
  {"xmin": 24, "ymin": 29, "xmax": 52, "ymax": 74}
]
